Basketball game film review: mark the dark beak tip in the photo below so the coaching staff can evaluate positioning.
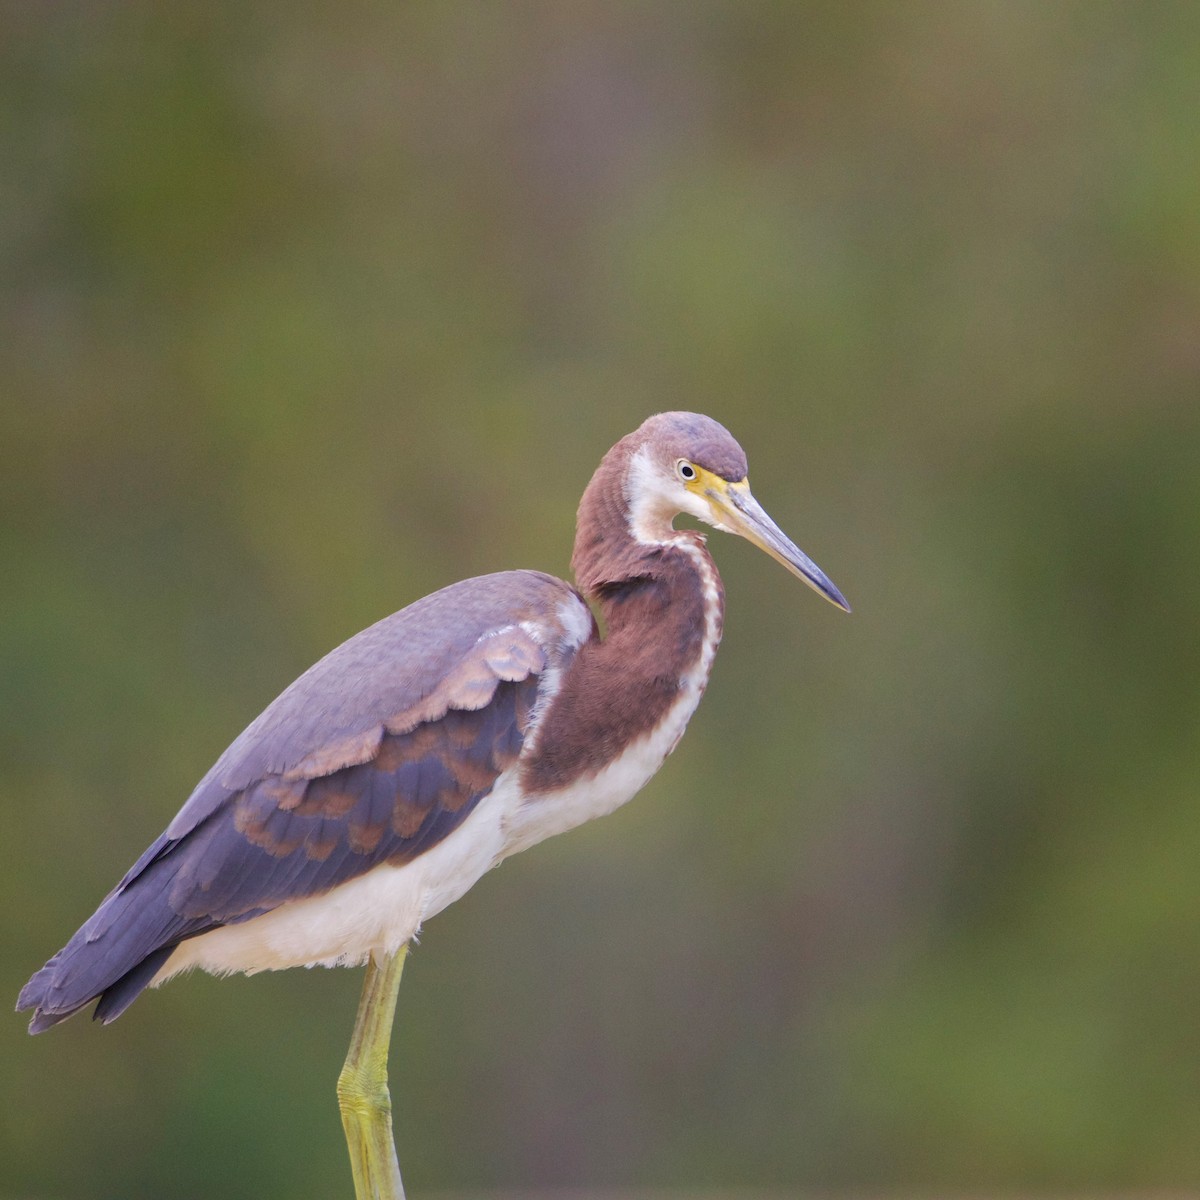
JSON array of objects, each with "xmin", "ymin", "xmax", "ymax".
[{"xmin": 811, "ymin": 575, "xmax": 850, "ymax": 613}]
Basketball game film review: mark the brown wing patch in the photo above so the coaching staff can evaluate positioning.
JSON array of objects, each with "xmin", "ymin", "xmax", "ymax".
[
  {"xmin": 225, "ymin": 626, "xmax": 547, "ymax": 863},
  {"xmin": 347, "ymin": 815, "xmax": 387, "ymax": 855},
  {"xmin": 306, "ymin": 829, "xmax": 341, "ymax": 862},
  {"xmin": 384, "ymin": 628, "xmax": 547, "ymax": 736},
  {"xmin": 183, "ymin": 673, "xmax": 539, "ymax": 922},
  {"xmin": 445, "ymin": 750, "xmax": 500, "ymax": 795},
  {"xmin": 232, "ymin": 777, "xmax": 303, "ymax": 851},
  {"xmin": 256, "ymin": 776, "xmax": 303, "ymax": 812},
  {"xmin": 389, "ymin": 790, "xmax": 432, "ymax": 839},
  {"xmin": 284, "ymin": 724, "xmax": 385, "ymax": 782},
  {"xmin": 375, "ymin": 724, "xmax": 439, "ymax": 770},
  {"xmin": 288, "ymin": 778, "xmax": 359, "ymax": 819}
]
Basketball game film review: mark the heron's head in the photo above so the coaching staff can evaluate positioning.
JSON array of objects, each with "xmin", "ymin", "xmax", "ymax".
[{"xmin": 620, "ymin": 411, "xmax": 850, "ymax": 611}]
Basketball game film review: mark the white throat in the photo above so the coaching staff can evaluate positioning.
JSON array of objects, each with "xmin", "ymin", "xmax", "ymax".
[{"xmin": 625, "ymin": 444, "xmax": 715, "ymax": 546}]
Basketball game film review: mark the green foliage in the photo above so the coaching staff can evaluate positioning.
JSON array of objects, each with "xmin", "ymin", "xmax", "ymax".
[{"xmin": 3, "ymin": 3, "xmax": 1198, "ymax": 1195}]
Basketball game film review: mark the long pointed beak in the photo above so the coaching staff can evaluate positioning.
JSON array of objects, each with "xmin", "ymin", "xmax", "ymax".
[{"xmin": 708, "ymin": 480, "xmax": 851, "ymax": 612}]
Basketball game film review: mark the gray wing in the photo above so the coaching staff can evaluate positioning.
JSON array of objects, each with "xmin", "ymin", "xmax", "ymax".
[{"xmin": 18, "ymin": 570, "xmax": 594, "ymax": 1032}]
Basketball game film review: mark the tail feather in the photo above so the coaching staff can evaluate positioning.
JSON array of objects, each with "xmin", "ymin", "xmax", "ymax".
[
  {"xmin": 17, "ymin": 856, "xmax": 215, "ymax": 1034},
  {"xmin": 93, "ymin": 944, "xmax": 178, "ymax": 1025}
]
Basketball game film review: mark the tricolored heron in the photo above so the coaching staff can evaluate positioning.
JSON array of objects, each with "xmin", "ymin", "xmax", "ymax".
[{"xmin": 18, "ymin": 411, "xmax": 849, "ymax": 1199}]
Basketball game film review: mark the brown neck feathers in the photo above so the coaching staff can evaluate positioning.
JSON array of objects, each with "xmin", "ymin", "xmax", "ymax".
[{"xmin": 571, "ymin": 433, "xmax": 650, "ymax": 596}]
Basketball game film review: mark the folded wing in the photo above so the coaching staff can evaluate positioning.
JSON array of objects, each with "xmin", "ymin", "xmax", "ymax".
[{"xmin": 18, "ymin": 571, "xmax": 591, "ymax": 1032}]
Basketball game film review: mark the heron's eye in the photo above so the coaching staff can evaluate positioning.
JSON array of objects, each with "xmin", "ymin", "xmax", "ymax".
[{"xmin": 676, "ymin": 460, "xmax": 697, "ymax": 482}]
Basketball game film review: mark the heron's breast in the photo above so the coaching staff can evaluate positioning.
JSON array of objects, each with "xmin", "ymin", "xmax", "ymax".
[{"xmin": 502, "ymin": 542, "xmax": 724, "ymax": 857}]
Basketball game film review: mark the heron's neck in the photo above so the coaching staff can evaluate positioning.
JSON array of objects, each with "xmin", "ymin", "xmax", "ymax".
[
  {"xmin": 568, "ymin": 438, "xmax": 726, "ymax": 659},
  {"xmin": 525, "ymin": 521, "xmax": 725, "ymax": 795},
  {"xmin": 585, "ymin": 534, "xmax": 723, "ymax": 641},
  {"xmin": 571, "ymin": 441, "xmax": 707, "ymax": 599}
]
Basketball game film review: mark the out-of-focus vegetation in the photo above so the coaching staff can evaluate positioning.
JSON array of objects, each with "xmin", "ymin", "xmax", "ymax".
[{"xmin": 3, "ymin": 3, "xmax": 1199, "ymax": 1196}]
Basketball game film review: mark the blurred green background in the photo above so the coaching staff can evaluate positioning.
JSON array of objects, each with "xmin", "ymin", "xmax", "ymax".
[{"xmin": 3, "ymin": 3, "xmax": 1199, "ymax": 1197}]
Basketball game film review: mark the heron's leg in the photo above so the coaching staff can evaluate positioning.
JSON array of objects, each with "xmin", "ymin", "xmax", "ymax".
[{"xmin": 337, "ymin": 945, "xmax": 408, "ymax": 1200}]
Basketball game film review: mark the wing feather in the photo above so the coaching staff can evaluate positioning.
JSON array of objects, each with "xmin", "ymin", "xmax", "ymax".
[{"xmin": 18, "ymin": 571, "xmax": 595, "ymax": 1031}]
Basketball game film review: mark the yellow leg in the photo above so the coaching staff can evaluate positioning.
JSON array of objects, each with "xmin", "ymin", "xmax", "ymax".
[{"xmin": 337, "ymin": 946, "xmax": 408, "ymax": 1200}]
